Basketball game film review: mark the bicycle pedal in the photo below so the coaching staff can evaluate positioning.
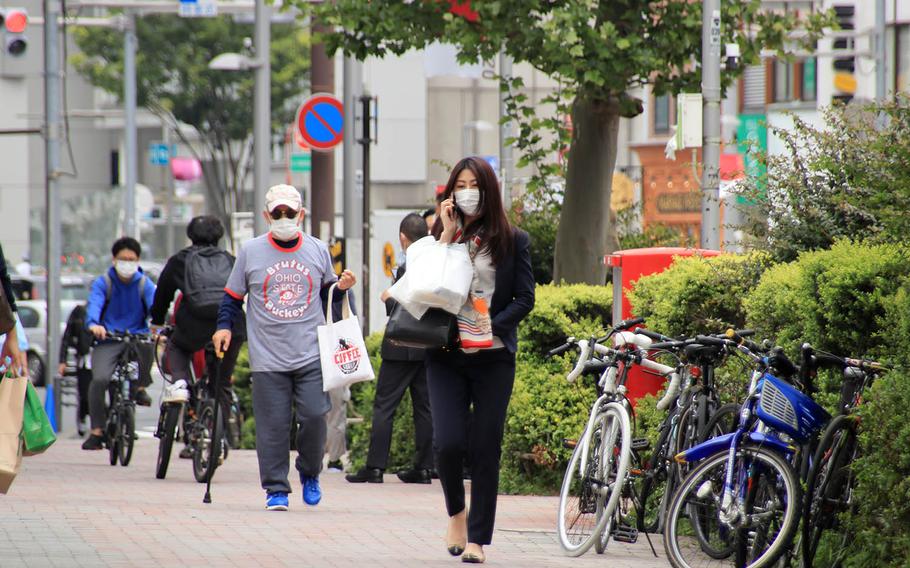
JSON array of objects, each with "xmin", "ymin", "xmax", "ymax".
[
  {"xmin": 612, "ymin": 524, "xmax": 639, "ymax": 544},
  {"xmin": 562, "ymin": 438, "xmax": 577, "ymax": 449},
  {"xmin": 631, "ymin": 437, "xmax": 650, "ymax": 451}
]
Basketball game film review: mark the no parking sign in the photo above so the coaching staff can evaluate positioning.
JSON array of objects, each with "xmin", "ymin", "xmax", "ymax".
[{"xmin": 296, "ymin": 93, "xmax": 344, "ymax": 152}]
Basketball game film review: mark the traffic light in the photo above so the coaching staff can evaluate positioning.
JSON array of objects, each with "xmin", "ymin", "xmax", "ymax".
[{"xmin": 0, "ymin": 8, "xmax": 28, "ymax": 57}]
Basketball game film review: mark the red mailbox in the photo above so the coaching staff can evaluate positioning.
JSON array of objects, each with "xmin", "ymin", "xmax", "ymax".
[{"xmin": 604, "ymin": 247, "xmax": 722, "ymax": 402}]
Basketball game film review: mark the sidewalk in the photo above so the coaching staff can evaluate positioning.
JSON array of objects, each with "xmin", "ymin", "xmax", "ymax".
[{"xmin": 0, "ymin": 438, "xmax": 667, "ymax": 567}]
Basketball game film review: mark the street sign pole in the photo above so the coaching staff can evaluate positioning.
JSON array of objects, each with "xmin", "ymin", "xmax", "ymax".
[
  {"xmin": 44, "ymin": 0, "xmax": 64, "ymax": 428},
  {"xmin": 124, "ymin": 10, "xmax": 138, "ymax": 238},
  {"xmin": 359, "ymin": 94, "xmax": 373, "ymax": 334}
]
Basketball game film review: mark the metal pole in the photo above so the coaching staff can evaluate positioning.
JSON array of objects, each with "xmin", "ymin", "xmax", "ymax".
[
  {"xmin": 163, "ymin": 123, "xmax": 175, "ymax": 256},
  {"xmin": 342, "ymin": 57, "xmax": 362, "ymax": 240},
  {"xmin": 123, "ymin": 11, "xmax": 138, "ymax": 238},
  {"xmin": 700, "ymin": 0, "xmax": 721, "ymax": 250},
  {"xmin": 876, "ymin": 0, "xmax": 887, "ymax": 100},
  {"xmin": 360, "ymin": 94, "xmax": 371, "ymax": 335},
  {"xmin": 498, "ymin": 50, "xmax": 513, "ymax": 210},
  {"xmin": 253, "ymin": 0, "xmax": 271, "ymax": 236},
  {"xmin": 44, "ymin": 0, "xmax": 63, "ymax": 427},
  {"xmin": 310, "ymin": 23, "xmax": 335, "ymax": 240}
]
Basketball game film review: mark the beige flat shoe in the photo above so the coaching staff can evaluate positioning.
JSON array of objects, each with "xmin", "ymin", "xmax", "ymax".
[{"xmin": 461, "ymin": 551, "xmax": 485, "ymax": 564}]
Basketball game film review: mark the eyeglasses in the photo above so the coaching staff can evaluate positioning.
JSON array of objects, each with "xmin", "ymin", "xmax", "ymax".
[{"xmin": 269, "ymin": 209, "xmax": 299, "ymax": 220}]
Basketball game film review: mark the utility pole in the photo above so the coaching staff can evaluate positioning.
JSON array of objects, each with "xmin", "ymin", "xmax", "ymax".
[
  {"xmin": 875, "ymin": 0, "xmax": 886, "ymax": 101},
  {"xmin": 359, "ymin": 94, "xmax": 373, "ymax": 334},
  {"xmin": 342, "ymin": 56, "xmax": 363, "ymax": 309},
  {"xmin": 123, "ymin": 10, "xmax": 138, "ymax": 238},
  {"xmin": 700, "ymin": 0, "xmax": 721, "ymax": 250},
  {"xmin": 498, "ymin": 50, "xmax": 513, "ymax": 210},
  {"xmin": 310, "ymin": 24, "xmax": 334, "ymax": 241},
  {"xmin": 44, "ymin": 0, "xmax": 63, "ymax": 424},
  {"xmin": 252, "ymin": 0, "xmax": 270, "ymax": 235}
]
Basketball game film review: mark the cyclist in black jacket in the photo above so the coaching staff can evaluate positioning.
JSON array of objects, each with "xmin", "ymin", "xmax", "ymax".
[{"xmin": 150, "ymin": 216, "xmax": 245, "ymax": 424}]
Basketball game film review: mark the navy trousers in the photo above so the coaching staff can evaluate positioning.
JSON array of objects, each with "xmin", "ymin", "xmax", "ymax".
[{"xmin": 425, "ymin": 348, "xmax": 515, "ymax": 545}]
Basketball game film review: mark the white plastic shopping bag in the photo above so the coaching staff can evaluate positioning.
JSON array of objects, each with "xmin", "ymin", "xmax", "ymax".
[
  {"xmin": 389, "ymin": 236, "xmax": 473, "ymax": 317},
  {"xmin": 318, "ymin": 284, "xmax": 375, "ymax": 392}
]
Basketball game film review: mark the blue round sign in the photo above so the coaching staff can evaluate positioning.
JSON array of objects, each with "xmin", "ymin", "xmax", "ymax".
[{"xmin": 297, "ymin": 94, "xmax": 344, "ymax": 151}]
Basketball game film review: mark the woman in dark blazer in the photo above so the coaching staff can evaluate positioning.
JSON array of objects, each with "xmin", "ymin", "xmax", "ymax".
[{"xmin": 428, "ymin": 156, "xmax": 535, "ymax": 564}]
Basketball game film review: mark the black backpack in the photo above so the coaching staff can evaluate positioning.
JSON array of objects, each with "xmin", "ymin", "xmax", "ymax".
[{"xmin": 183, "ymin": 246, "xmax": 234, "ymax": 320}]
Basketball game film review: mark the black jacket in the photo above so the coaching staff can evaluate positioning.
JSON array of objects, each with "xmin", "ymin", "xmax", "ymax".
[
  {"xmin": 489, "ymin": 228, "xmax": 535, "ymax": 354},
  {"xmin": 380, "ymin": 263, "xmax": 425, "ymax": 362},
  {"xmin": 151, "ymin": 245, "xmax": 246, "ymax": 349}
]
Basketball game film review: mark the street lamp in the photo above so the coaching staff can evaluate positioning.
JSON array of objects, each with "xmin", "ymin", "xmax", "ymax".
[{"xmin": 207, "ymin": 0, "xmax": 270, "ymax": 237}]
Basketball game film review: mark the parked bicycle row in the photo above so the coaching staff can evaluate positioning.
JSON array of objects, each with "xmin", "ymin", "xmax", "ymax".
[{"xmin": 550, "ymin": 317, "xmax": 886, "ymax": 568}]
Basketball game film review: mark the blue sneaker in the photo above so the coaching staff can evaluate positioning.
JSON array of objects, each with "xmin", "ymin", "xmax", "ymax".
[
  {"xmin": 265, "ymin": 491, "xmax": 289, "ymax": 511},
  {"xmin": 302, "ymin": 475, "xmax": 322, "ymax": 506}
]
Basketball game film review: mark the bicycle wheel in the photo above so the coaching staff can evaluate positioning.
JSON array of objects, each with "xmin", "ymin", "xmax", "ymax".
[
  {"xmin": 192, "ymin": 400, "xmax": 224, "ymax": 483},
  {"xmin": 107, "ymin": 410, "xmax": 119, "ymax": 466},
  {"xmin": 557, "ymin": 403, "xmax": 631, "ymax": 556},
  {"xmin": 801, "ymin": 414, "xmax": 857, "ymax": 568},
  {"xmin": 592, "ymin": 404, "xmax": 632, "ymax": 555},
  {"xmin": 155, "ymin": 404, "xmax": 182, "ymax": 480},
  {"xmin": 663, "ymin": 444, "xmax": 800, "ymax": 568},
  {"xmin": 636, "ymin": 412, "xmax": 676, "ymax": 534},
  {"xmin": 699, "ymin": 402, "xmax": 740, "ymax": 442},
  {"xmin": 118, "ymin": 405, "xmax": 135, "ymax": 466}
]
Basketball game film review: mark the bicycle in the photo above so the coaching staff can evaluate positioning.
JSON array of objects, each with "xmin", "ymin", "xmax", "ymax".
[
  {"xmin": 662, "ymin": 335, "xmax": 830, "ymax": 568},
  {"xmin": 799, "ymin": 347, "xmax": 886, "ymax": 568},
  {"xmin": 632, "ymin": 328, "xmax": 758, "ymax": 537},
  {"xmin": 99, "ymin": 331, "xmax": 154, "ymax": 467},
  {"xmin": 154, "ymin": 329, "xmax": 228, "ymax": 483},
  {"xmin": 552, "ymin": 317, "xmax": 682, "ymax": 556}
]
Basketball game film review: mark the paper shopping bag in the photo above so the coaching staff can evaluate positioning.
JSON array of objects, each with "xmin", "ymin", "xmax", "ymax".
[
  {"xmin": 23, "ymin": 381, "xmax": 56, "ymax": 456},
  {"xmin": 0, "ymin": 374, "xmax": 27, "ymax": 494},
  {"xmin": 318, "ymin": 285, "xmax": 375, "ymax": 392}
]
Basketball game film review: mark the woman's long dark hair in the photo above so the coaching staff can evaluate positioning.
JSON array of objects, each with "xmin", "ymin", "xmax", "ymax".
[{"xmin": 432, "ymin": 156, "xmax": 513, "ymax": 265}]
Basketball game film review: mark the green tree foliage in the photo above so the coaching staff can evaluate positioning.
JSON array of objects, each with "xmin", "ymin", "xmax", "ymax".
[
  {"xmin": 290, "ymin": 0, "xmax": 832, "ymax": 283},
  {"xmin": 735, "ymin": 97, "xmax": 910, "ymax": 261},
  {"xmin": 71, "ymin": 15, "xmax": 310, "ymax": 230}
]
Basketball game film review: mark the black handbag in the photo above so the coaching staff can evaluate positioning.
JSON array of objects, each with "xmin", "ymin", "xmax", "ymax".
[
  {"xmin": 384, "ymin": 303, "xmax": 458, "ymax": 349},
  {"xmin": 0, "ymin": 285, "xmax": 15, "ymax": 336}
]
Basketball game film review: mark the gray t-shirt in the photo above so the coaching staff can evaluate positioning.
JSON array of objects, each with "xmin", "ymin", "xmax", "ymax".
[{"xmin": 225, "ymin": 232, "xmax": 337, "ymax": 372}]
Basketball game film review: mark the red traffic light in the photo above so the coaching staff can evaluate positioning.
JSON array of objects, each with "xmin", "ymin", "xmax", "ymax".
[{"xmin": 3, "ymin": 9, "xmax": 27, "ymax": 34}]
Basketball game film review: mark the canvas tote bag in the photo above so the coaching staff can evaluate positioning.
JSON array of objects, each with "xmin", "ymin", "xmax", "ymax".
[{"xmin": 318, "ymin": 285, "xmax": 375, "ymax": 392}]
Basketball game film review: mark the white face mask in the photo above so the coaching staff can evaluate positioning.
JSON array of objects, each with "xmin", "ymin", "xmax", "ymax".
[
  {"xmin": 454, "ymin": 189, "xmax": 481, "ymax": 217},
  {"xmin": 114, "ymin": 260, "xmax": 138, "ymax": 280},
  {"xmin": 270, "ymin": 217, "xmax": 300, "ymax": 241}
]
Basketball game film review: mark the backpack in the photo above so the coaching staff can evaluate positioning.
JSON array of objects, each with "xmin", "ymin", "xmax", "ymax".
[{"xmin": 182, "ymin": 246, "xmax": 234, "ymax": 320}]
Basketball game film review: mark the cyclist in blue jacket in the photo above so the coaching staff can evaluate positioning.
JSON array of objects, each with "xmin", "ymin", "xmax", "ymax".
[{"xmin": 82, "ymin": 237, "xmax": 157, "ymax": 451}]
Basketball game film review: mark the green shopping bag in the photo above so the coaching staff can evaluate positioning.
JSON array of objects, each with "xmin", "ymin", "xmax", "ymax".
[{"xmin": 22, "ymin": 381, "xmax": 56, "ymax": 456}]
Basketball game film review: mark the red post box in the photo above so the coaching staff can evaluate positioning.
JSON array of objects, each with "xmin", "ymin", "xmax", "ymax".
[{"xmin": 604, "ymin": 247, "xmax": 722, "ymax": 402}]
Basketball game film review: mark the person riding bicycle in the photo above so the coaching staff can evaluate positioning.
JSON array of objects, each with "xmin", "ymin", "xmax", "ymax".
[
  {"xmin": 149, "ymin": 216, "xmax": 245, "ymax": 457},
  {"xmin": 82, "ymin": 237, "xmax": 157, "ymax": 451}
]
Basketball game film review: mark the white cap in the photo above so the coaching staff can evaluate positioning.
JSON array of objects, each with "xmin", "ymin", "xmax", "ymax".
[{"xmin": 265, "ymin": 184, "xmax": 302, "ymax": 212}]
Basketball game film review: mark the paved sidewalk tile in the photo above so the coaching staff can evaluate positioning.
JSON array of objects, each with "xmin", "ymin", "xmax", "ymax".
[{"xmin": 0, "ymin": 439, "xmax": 668, "ymax": 567}]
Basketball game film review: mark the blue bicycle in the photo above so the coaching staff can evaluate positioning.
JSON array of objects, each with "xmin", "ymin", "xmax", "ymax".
[{"xmin": 662, "ymin": 335, "xmax": 830, "ymax": 568}]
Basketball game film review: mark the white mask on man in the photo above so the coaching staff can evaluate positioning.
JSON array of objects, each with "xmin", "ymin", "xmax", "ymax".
[
  {"xmin": 270, "ymin": 217, "xmax": 300, "ymax": 241},
  {"xmin": 454, "ymin": 189, "xmax": 481, "ymax": 217},
  {"xmin": 114, "ymin": 260, "xmax": 138, "ymax": 280}
]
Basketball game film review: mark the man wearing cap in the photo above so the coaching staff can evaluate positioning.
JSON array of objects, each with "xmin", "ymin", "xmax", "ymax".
[{"xmin": 213, "ymin": 184, "xmax": 356, "ymax": 511}]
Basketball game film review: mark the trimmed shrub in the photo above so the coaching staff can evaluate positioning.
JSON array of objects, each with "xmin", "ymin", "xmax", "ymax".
[{"xmin": 627, "ymin": 252, "xmax": 774, "ymax": 337}]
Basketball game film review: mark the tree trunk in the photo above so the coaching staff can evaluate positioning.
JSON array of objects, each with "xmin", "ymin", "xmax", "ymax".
[{"xmin": 552, "ymin": 96, "xmax": 621, "ymax": 284}]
